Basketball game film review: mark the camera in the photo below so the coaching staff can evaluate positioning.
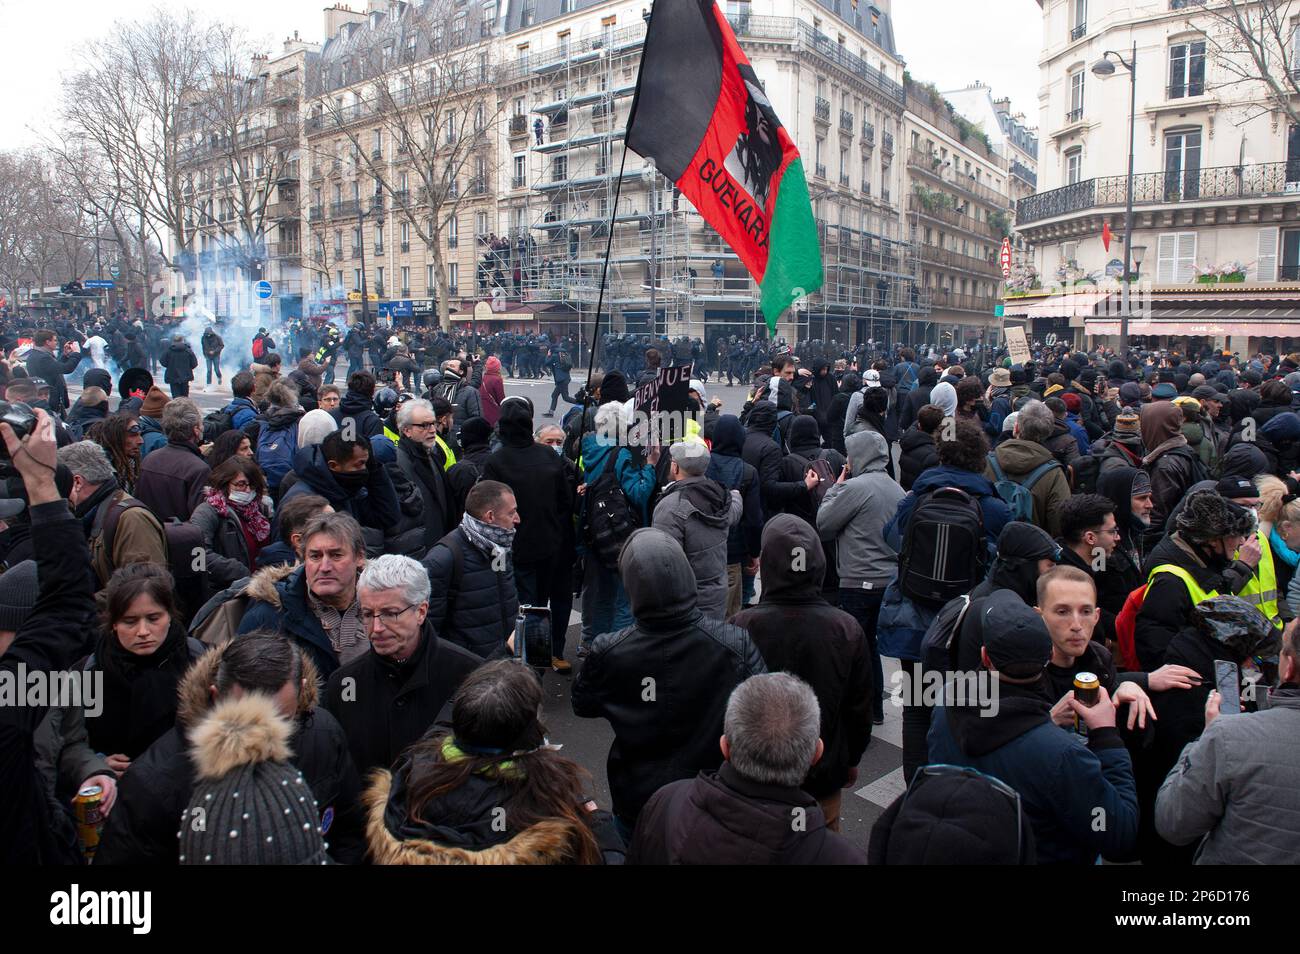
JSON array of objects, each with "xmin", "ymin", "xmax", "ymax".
[{"xmin": 0, "ymin": 402, "xmax": 36, "ymax": 461}]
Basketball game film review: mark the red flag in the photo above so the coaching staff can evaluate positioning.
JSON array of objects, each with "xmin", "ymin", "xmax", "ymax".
[{"xmin": 1102, "ymin": 221, "xmax": 1113, "ymax": 252}]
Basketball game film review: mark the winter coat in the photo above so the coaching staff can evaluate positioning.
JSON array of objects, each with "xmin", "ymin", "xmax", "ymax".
[
  {"xmin": 629, "ymin": 762, "xmax": 866, "ymax": 864},
  {"xmin": 450, "ymin": 380, "xmax": 482, "ymax": 434},
  {"xmin": 189, "ymin": 500, "xmax": 256, "ymax": 589},
  {"xmin": 422, "ymin": 525, "xmax": 519, "ymax": 658},
  {"xmin": 222, "ymin": 397, "xmax": 259, "ymax": 433},
  {"xmin": 927, "ymin": 683, "xmax": 1139, "ymax": 865},
  {"xmin": 200, "ymin": 329, "xmax": 223, "ymax": 358},
  {"xmin": 889, "ymin": 465, "xmax": 1012, "ymax": 551},
  {"xmin": 384, "ymin": 439, "xmax": 456, "ymax": 559},
  {"xmin": 322, "ymin": 623, "xmax": 483, "ymax": 774},
  {"xmin": 64, "ymin": 399, "xmax": 108, "ymax": 441},
  {"xmin": 365, "ymin": 749, "xmax": 620, "ymax": 864},
  {"xmin": 159, "ymin": 343, "xmax": 197, "ymax": 385},
  {"xmin": 817, "ymin": 431, "xmax": 905, "ymax": 590},
  {"xmin": 1134, "ymin": 533, "xmax": 1253, "ymax": 672},
  {"xmin": 0, "ymin": 502, "xmax": 96, "ymax": 865},
  {"xmin": 899, "ymin": 368, "xmax": 939, "ymax": 432},
  {"xmin": 731, "ymin": 515, "xmax": 873, "ymax": 797},
  {"xmin": 1095, "ymin": 467, "xmax": 1148, "ymax": 619},
  {"xmin": 652, "ymin": 476, "xmax": 741, "ymax": 619},
  {"xmin": 481, "ymin": 410, "xmax": 571, "ymax": 565},
  {"xmin": 93, "ymin": 647, "xmax": 367, "ymax": 865},
  {"xmin": 135, "ymin": 440, "xmax": 212, "ymax": 524},
  {"xmin": 335, "ymin": 389, "xmax": 385, "ymax": 441},
  {"xmin": 780, "ymin": 417, "xmax": 846, "ymax": 527},
  {"xmin": 897, "ymin": 424, "xmax": 939, "ymax": 492},
  {"xmin": 25, "ymin": 345, "xmax": 80, "ymax": 413},
  {"xmin": 478, "ymin": 370, "xmax": 505, "ymax": 426},
  {"xmin": 578, "ymin": 431, "xmax": 656, "ymax": 529},
  {"xmin": 1044, "ymin": 419, "xmax": 1082, "ymax": 467},
  {"xmin": 571, "ymin": 528, "xmax": 767, "ymax": 825},
  {"xmin": 79, "ymin": 484, "xmax": 169, "ymax": 589},
  {"xmin": 236, "ymin": 563, "xmax": 347, "ymax": 679},
  {"xmin": 743, "ymin": 403, "xmax": 810, "ymax": 516},
  {"xmin": 705, "ymin": 415, "xmax": 763, "ymax": 565},
  {"xmin": 1155, "ymin": 686, "xmax": 1300, "ymax": 865},
  {"xmin": 984, "ymin": 438, "xmax": 1071, "ymax": 538},
  {"xmin": 278, "ymin": 444, "xmax": 400, "ymax": 556}
]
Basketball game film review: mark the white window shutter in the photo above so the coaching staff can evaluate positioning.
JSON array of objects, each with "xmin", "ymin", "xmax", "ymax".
[
  {"xmin": 1176, "ymin": 232, "xmax": 1197, "ymax": 283},
  {"xmin": 1257, "ymin": 227, "xmax": 1279, "ymax": 282},
  {"xmin": 1156, "ymin": 233, "xmax": 1178, "ymax": 283}
]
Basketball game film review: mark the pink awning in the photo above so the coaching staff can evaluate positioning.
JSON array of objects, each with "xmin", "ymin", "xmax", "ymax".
[{"xmin": 1084, "ymin": 319, "xmax": 1300, "ymax": 337}]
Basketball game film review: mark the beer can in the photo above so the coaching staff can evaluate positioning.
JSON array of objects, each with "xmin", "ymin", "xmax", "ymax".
[
  {"xmin": 74, "ymin": 784, "xmax": 105, "ymax": 861},
  {"xmin": 1073, "ymin": 672, "xmax": 1100, "ymax": 736}
]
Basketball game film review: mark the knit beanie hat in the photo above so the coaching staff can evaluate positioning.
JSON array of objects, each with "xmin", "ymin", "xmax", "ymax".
[
  {"xmin": 140, "ymin": 386, "xmax": 170, "ymax": 417},
  {"xmin": 179, "ymin": 694, "xmax": 328, "ymax": 865},
  {"xmin": 82, "ymin": 368, "xmax": 112, "ymax": 392},
  {"xmin": 0, "ymin": 560, "xmax": 38, "ymax": 630}
]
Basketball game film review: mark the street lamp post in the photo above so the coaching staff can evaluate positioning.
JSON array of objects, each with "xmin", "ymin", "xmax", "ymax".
[
  {"xmin": 1092, "ymin": 43, "xmax": 1138, "ymax": 356},
  {"xmin": 357, "ymin": 197, "xmax": 386, "ymax": 328}
]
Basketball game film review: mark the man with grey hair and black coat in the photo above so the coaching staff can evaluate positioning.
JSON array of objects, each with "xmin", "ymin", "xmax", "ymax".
[
  {"xmin": 323, "ymin": 554, "xmax": 482, "ymax": 774},
  {"xmin": 134, "ymin": 397, "xmax": 211, "ymax": 523},
  {"xmin": 628, "ymin": 672, "xmax": 866, "ymax": 864},
  {"xmin": 572, "ymin": 528, "xmax": 767, "ymax": 838},
  {"xmin": 652, "ymin": 441, "xmax": 742, "ymax": 619}
]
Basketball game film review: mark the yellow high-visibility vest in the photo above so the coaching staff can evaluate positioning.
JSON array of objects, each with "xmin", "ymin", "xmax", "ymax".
[
  {"xmin": 1237, "ymin": 529, "xmax": 1282, "ymax": 630},
  {"xmin": 1147, "ymin": 564, "xmax": 1219, "ymax": 605},
  {"xmin": 434, "ymin": 433, "xmax": 456, "ymax": 470}
]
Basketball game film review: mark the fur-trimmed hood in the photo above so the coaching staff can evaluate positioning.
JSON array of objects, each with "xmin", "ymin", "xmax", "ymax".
[
  {"xmin": 175, "ymin": 633, "xmax": 322, "ymax": 731},
  {"xmin": 362, "ymin": 768, "xmax": 584, "ymax": 865},
  {"xmin": 188, "ymin": 693, "xmax": 293, "ymax": 781},
  {"xmin": 240, "ymin": 560, "xmax": 300, "ymax": 610}
]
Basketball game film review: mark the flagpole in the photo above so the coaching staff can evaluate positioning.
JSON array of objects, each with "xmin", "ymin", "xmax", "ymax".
[{"xmin": 582, "ymin": 120, "xmax": 632, "ymax": 397}]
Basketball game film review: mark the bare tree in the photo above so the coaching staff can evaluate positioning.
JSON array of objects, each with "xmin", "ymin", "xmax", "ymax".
[
  {"xmin": 58, "ymin": 7, "xmax": 212, "ymax": 288},
  {"xmin": 307, "ymin": 0, "xmax": 501, "ymax": 330},
  {"xmin": 1187, "ymin": 0, "xmax": 1300, "ymax": 127}
]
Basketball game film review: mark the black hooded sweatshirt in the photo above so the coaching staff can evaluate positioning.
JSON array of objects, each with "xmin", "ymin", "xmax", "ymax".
[
  {"xmin": 481, "ymin": 402, "xmax": 571, "ymax": 565},
  {"xmin": 1095, "ymin": 467, "xmax": 1147, "ymax": 618},
  {"xmin": 731, "ymin": 515, "xmax": 872, "ymax": 797}
]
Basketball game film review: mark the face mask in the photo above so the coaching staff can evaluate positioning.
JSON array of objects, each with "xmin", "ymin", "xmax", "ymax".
[
  {"xmin": 228, "ymin": 489, "xmax": 257, "ymax": 506},
  {"xmin": 333, "ymin": 470, "xmax": 369, "ymax": 492},
  {"xmin": 552, "ymin": 444, "xmax": 564, "ymax": 456}
]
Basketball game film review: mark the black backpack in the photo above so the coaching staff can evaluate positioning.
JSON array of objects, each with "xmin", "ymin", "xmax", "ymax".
[
  {"xmin": 898, "ymin": 486, "xmax": 987, "ymax": 606},
  {"xmin": 1069, "ymin": 453, "xmax": 1104, "ymax": 494},
  {"xmin": 583, "ymin": 466, "xmax": 637, "ymax": 569},
  {"xmin": 920, "ymin": 594, "xmax": 976, "ymax": 678},
  {"xmin": 202, "ymin": 407, "xmax": 235, "ymax": 443}
]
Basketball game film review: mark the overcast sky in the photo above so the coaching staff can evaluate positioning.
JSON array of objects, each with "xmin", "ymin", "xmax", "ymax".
[{"xmin": 0, "ymin": 0, "xmax": 1045, "ymax": 148}]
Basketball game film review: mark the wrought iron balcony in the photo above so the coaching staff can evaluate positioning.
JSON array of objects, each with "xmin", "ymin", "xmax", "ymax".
[
  {"xmin": 862, "ymin": 122, "xmax": 875, "ymax": 144},
  {"xmin": 1066, "ymin": 107, "xmax": 1084, "ymax": 124},
  {"xmin": 1017, "ymin": 160, "xmax": 1300, "ymax": 225},
  {"xmin": 1071, "ymin": 24, "xmax": 1087, "ymax": 41},
  {"xmin": 839, "ymin": 110, "xmax": 854, "ymax": 132},
  {"xmin": 815, "ymin": 97, "xmax": 831, "ymax": 123}
]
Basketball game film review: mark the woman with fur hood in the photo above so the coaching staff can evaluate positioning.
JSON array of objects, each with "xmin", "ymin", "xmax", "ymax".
[
  {"xmin": 93, "ymin": 633, "xmax": 366, "ymax": 865},
  {"xmin": 365, "ymin": 660, "xmax": 623, "ymax": 865}
]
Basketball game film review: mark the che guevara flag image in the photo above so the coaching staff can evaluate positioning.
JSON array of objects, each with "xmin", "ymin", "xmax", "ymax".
[{"xmin": 626, "ymin": 0, "xmax": 823, "ymax": 333}]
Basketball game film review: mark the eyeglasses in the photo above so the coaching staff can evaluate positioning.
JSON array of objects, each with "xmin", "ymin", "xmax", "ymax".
[
  {"xmin": 406, "ymin": 420, "xmax": 436, "ymax": 430},
  {"xmin": 359, "ymin": 604, "xmax": 417, "ymax": 626},
  {"xmin": 228, "ymin": 480, "xmax": 252, "ymax": 491},
  {"xmin": 127, "ymin": 425, "xmax": 142, "ymax": 435},
  {"xmin": 906, "ymin": 764, "xmax": 1023, "ymax": 856}
]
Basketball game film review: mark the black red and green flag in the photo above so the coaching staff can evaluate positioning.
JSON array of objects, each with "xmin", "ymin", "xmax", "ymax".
[{"xmin": 626, "ymin": 0, "xmax": 822, "ymax": 334}]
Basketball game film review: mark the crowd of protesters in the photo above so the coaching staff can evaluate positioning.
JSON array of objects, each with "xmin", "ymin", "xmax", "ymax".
[{"xmin": 3, "ymin": 301, "xmax": 1300, "ymax": 866}]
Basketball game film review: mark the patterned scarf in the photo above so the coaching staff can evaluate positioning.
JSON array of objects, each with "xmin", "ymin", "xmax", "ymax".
[
  {"xmin": 203, "ymin": 486, "xmax": 271, "ymax": 544},
  {"xmin": 459, "ymin": 511, "xmax": 515, "ymax": 564}
]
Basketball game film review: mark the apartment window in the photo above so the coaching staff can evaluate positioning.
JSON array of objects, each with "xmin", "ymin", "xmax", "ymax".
[
  {"xmin": 334, "ymin": 231, "xmax": 343, "ymax": 254},
  {"xmin": 554, "ymin": 155, "xmax": 568, "ymax": 181},
  {"xmin": 333, "ymin": 183, "xmax": 342, "ymax": 204},
  {"xmin": 401, "ymin": 221, "xmax": 410, "ymax": 245},
  {"xmin": 482, "ymin": 1, "xmax": 496, "ymax": 27},
  {"xmin": 448, "ymin": 215, "xmax": 458, "ymax": 247},
  {"xmin": 560, "ymin": 0, "xmax": 571, "ymax": 12},
  {"xmin": 476, "ymin": 211, "xmax": 488, "ymax": 235},
  {"xmin": 427, "ymin": 264, "xmax": 436, "ymax": 291},
  {"xmin": 1164, "ymin": 128, "xmax": 1202, "ymax": 200},
  {"xmin": 353, "ymin": 226, "xmax": 362, "ymax": 248},
  {"xmin": 376, "ymin": 266, "xmax": 384, "ymax": 292},
  {"xmin": 447, "ymin": 262, "xmax": 458, "ymax": 294},
  {"xmin": 354, "ymin": 268, "xmax": 362, "ymax": 290},
  {"xmin": 520, "ymin": 0, "xmax": 535, "ymax": 27},
  {"xmin": 513, "ymin": 154, "xmax": 526, "ymax": 185},
  {"xmin": 1156, "ymin": 231, "xmax": 1197, "ymax": 283},
  {"xmin": 1065, "ymin": 148, "xmax": 1082, "ymax": 185},
  {"xmin": 1071, "ymin": 0, "xmax": 1087, "ymax": 40},
  {"xmin": 1068, "ymin": 71, "xmax": 1085, "ymax": 123},
  {"xmin": 337, "ymin": 270, "xmax": 344, "ymax": 290},
  {"xmin": 445, "ymin": 115, "xmax": 457, "ymax": 145},
  {"xmin": 558, "ymin": 30, "xmax": 570, "ymax": 56},
  {"xmin": 1279, "ymin": 228, "xmax": 1300, "ymax": 281},
  {"xmin": 375, "ymin": 222, "xmax": 385, "ymax": 254},
  {"xmin": 400, "ymin": 266, "xmax": 410, "ymax": 294},
  {"xmin": 513, "ymin": 96, "xmax": 525, "ymax": 116},
  {"xmin": 1168, "ymin": 41, "xmax": 1206, "ymax": 98},
  {"xmin": 373, "ymin": 129, "xmax": 382, "ymax": 156},
  {"xmin": 475, "ymin": 104, "xmax": 485, "ymax": 131}
]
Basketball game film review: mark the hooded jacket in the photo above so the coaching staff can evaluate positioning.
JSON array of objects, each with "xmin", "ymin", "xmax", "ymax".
[
  {"xmin": 742, "ymin": 402, "xmax": 809, "ymax": 516},
  {"xmin": 322, "ymin": 621, "xmax": 483, "ymax": 774},
  {"xmin": 705, "ymin": 415, "xmax": 764, "ymax": 565},
  {"xmin": 1140, "ymin": 401, "xmax": 1203, "ymax": 545},
  {"xmin": 93, "ymin": 647, "xmax": 367, "ymax": 865},
  {"xmin": 984, "ymin": 438, "xmax": 1071, "ymax": 538},
  {"xmin": 236, "ymin": 563, "xmax": 347, "ymax": 679},
  {"xmin": 628, "ymin": 761, "xmax": 866, "ymax": 865},
  {"xmin": 159, "ymin": 342, "xmax": 197, "ymax": 384},
  {"xmin": 899, "ymin": 367, "xmax": 938, "ymax": 432},
  {"xmin": 278, "ymin": 444, "xmax": 400, "ymax": 555},
  {"xmin": 571, "ymin": 528, "xmax": 767, "ymax": 825},
  {"xmin": 817, "ymin": 431, "xmax": 905, "ymax": 589},
  {"xmin": 780, "ymin": 414, "xmax": 845, "ymax": 526},
  {"xmin": 891, "ymin": 464, "xmax": 1012, "ymax": 551},
  {"xmin": 652, "ymin": 475, "xmax": 741, "ymax": 620},
  {"xmin": 898, "ymin": 424, "xmax": 939, "ymax": 492},
  {"xmin": 731, "ymin": 515, "xmax": 873, "ymax": 797},
  {"xmin": 1095, "ymin": 467, "xmax": 1148, "ymax": 617},
  {"xmin": 335, "ymin": 389, "xmax": 385, "ymax": 441},
  {"xmin": 482, "ymin": 402, "xmax": 571, "ymax": 565}
]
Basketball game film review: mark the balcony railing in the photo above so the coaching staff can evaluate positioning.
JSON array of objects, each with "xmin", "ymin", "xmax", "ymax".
[
  {"xmin": 882, "ymin": 132, "xmax": 894, "ymax": 153},
  {"xmin": 332, "ymin": 200, "xmax": 361, "ymax": 218},
  {"xmin": 267, "ymin": 242, "xmax": 302, "ymax": 260},
  {"xmin": 512, "ymin": 175, "xmax": 526, "ymax": 189},
  {"xmin": 1016, "ymin": 160, "xmax": 1300, "ymax": 225},
  {"xmin": 927, "ymin": 289, "xmax": 1000, "ymax": 313},
  {"xmin": 351, "ymin": 246, "xmax": 363, "ymax": 259},
  {"xmin": 919, "ymin": 244, "xmax": 1002, "ymax": 276},
  {"xmin": 1071, "ymin": 23, "xmax": 1087, "ymax": 41},
  {"xmin": 815, "ymin": 163, "xmax": 827, "ymax": 179},
  {"xmin": 371, "ymin": 147, "xmax": 383, "ymax": 160},
  {"xmin": 839, "ymin": 173, "xmax": 850, "ymax": 187},
  {"xmin": 1167, "ymin": 82, "xmax": 1206, "ymax": 99},
  {"xmin": 839, "ymin": 110, "xmax": 854, "ymax": 132},
  {"xmin": 1010, "ymin": 159, "xmax": 1037, "ymax": 188},
  {"xmin": 509, "ymin": 114, "xmax": 528, "ymax": 136},
  {"xmin": 908, "ymin": 194, "xmax": 1002, "ymax": 239},
  {"xmin": 862, "ymin": 121, "xmax": 875, "ymax": 145},
  {"xmin": 1066, "ymin": 107, "xmax": 1084, "ymax": 124},
  {"xmin": 309, "ymin": 205, "xmax": 324, "ymax": 221},
  {"xmin": 815, "ymin": 97, "xmax": 831, "ymax": 123},
  {"xmin": 401, "ymin": 241, "xmax": 410, "ymax": 253},
  {"xmin": 277, "ymin": 160, "xmax": 300, "ymax": 183}
]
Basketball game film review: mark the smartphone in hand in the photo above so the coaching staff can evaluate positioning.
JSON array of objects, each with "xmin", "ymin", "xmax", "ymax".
[{"xmin": 1214, "ymin": 660, "xmax": 1241, "ymax": 715}]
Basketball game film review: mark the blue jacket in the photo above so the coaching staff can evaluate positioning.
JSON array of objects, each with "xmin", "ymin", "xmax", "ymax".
[
  {"xmin": 892, "ymin": 361, "xmax": 919, "ymax": 393},
  {"xmin": 279, "ymin": 445, "xmax": 400, "ymax": 556},
  {"xmin": 139, "ymin": 415, "xmax": 166, "ymax": 458},
  {"xmin": 237, "ymin": 565, "xmax": 340, "ymax": 679},
  {"xmin": 928, "ymin": 701, "xmax": 1139, "ymax": 864},
  {"xmin": 224, "ymin": 397, "xmax": 257, "ymax": 432},
  {"xmin": 580, "ymin": 435, "xmax": 656, "ymax": 526},
  {"xmin": 885, "ymin": 465, "xmax": 1010, "ymax": 551},
  {"xmin": 1065, "ymin": 413, "xmax": 1091, "ymax": 456}
]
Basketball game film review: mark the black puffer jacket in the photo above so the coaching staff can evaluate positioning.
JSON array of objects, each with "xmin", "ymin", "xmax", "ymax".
[
  {"xmin": 422, "ymin": 525, "xmax": 519, "ymax": 658},
  {"xmin": 94, "ymin": 648, "xmax": 367, "ymax": 865},
  {"xmin": 731, "ymin": 515, "xmax": 872, "ymax": 797},
  {"xmin": 898, "ymin": 424, "xmax": 939, "ymax": 492},
  {"xmin": 571, "ymin": 528, "xmax": 767, "ymax": 826}
]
